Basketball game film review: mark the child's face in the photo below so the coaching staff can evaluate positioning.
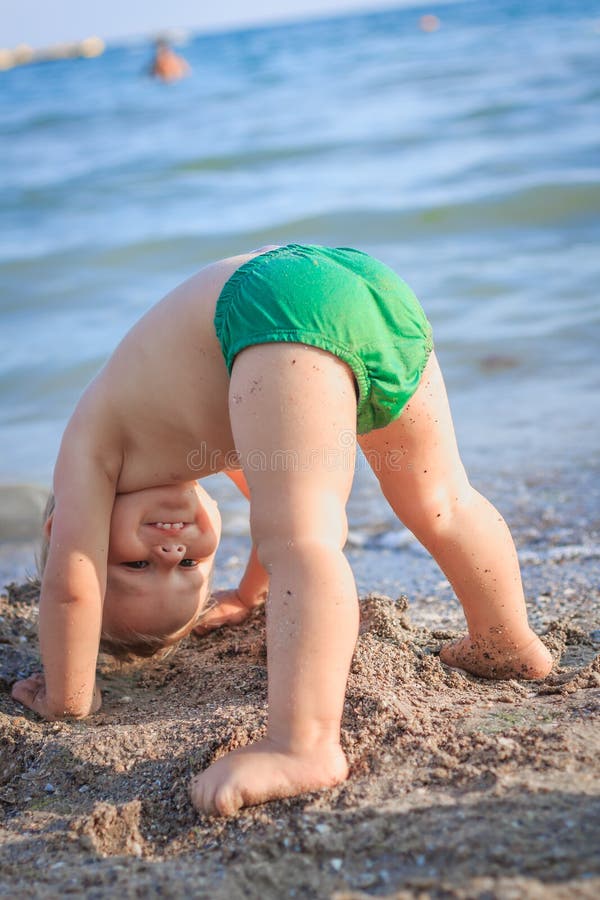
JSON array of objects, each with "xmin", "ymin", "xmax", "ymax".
[{"xmin": 103, "ymin": 482, "xmax": 221, "ymax": 641}]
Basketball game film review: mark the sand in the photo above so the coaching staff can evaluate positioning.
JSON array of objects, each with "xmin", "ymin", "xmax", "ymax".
[{"xmin": 1, "ymin": 575, "xmax": 599, "ymax": 900}]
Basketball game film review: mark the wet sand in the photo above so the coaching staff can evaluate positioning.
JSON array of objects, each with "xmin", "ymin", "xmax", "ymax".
[{"xmin": 1, "ymin": 586, "xmax": 599, "ymax": 897}]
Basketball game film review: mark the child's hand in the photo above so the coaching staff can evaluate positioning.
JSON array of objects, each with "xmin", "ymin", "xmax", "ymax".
[
  {"xmin": 192, "ymin": 587, "xmax": 267, "ymax": 635},
  {"xmin": 11, "ymin": 672, "xmax": 102, "ymax": 720},
  {"xmin": 193, "ymin": 540, "xmax": 269, "ymax": 636},
  {"xmin": 189, "ymin": 737, "xmax": 348, "ymax": 817}
]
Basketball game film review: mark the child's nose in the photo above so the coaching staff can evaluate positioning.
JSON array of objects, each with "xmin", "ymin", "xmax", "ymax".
[{"xmin": 152, "ymin": 543, "xmax": 186, "ymax": 565}]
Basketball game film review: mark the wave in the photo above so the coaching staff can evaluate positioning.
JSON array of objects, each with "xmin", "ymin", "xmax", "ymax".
[
  {"xmin": 170, "ymin": 132, "xmax": 428, "ymax": 175},
  {"xmin": 277, "ymin": 182, "xmax": 600, "ymax": 240},
  {"xmin": 1, "ymin": 131, "xmax": 431, "ymax": 209},
  {"xmin": 172, "ymin": 141, "xmax": 347, "ymax": 173},
  {"xmin": 2, "ymin": 111, "xmax": 92, "ymax": 137},
  {"xmin": 2, "ymin": 179, "xmax": 598, "ymax": 288}
]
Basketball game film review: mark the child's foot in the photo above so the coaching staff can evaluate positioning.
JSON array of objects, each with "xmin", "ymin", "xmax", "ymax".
[
  {"xmin": 189, "ymin": 737, "xmax": 348, "ymax": 816},
  {"xmin": 439, "ymin": 631, "xmax": 553, "ymax": 680}
]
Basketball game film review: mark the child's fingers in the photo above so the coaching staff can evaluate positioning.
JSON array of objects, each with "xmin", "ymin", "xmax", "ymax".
[{"xmin": 193, "ymin": 591, "xmax": 252, "ymax": 634}]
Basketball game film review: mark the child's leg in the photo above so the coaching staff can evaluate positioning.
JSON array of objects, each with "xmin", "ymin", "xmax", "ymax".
[
  {"xmin": 358, "ymin": 352, "xmax": 552, "ymax": 680},
  {"xmin": 190, "ymin": 344, "xmax": 358, "ymax": 816}
]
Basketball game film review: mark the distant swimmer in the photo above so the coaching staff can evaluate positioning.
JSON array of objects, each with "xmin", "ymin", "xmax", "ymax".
[{"xmin": 150, "ymin": 39, "xmax": 190, "ymax": 82}]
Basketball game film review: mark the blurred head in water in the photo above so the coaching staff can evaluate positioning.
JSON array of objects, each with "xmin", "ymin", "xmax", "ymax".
[{"xmin": 150, "ymin": 38, "xmax": 191, "ymax": 82}]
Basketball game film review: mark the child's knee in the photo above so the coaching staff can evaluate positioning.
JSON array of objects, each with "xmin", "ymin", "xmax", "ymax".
[
  {"xmin": 251, "ymin": 491, "xmax": 348, "ymax": 553},
  {"xmin": 404, "ymin": 480, "xmax": 475, "ymax": 538},
  {"xmin": 255, "ymin": 530, "xmax": 347, "ymax": 572}
]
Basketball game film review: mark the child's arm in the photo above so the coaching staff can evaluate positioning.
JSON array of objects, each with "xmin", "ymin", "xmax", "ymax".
[
  {"xmin": 193, "ymin": 469, "xmax": 269, "ymax": 634},
  {"xmin": 13, "ymin": 417, "xmax": 120, "ymax": 719}
]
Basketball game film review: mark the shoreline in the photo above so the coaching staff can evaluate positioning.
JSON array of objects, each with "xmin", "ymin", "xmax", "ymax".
[{"xmin": 2, "ymin": 455, "xmax": 599, "ymax": 586}]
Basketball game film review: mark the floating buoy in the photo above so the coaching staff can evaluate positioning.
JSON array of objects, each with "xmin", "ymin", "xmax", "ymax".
[{"xmin": 419, "ymin": 14, "xmax": 441, "ymax": 33}]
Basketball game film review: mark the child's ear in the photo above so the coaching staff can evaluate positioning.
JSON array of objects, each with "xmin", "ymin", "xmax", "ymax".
[{"xmin": 43, "ymin": 512, "xmax": 54, "ymax": 539}]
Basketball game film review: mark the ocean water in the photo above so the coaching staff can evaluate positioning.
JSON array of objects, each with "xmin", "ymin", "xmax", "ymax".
[{"xmin": 1, "ymin": 0, "xmax": 599, "ymax": 586}]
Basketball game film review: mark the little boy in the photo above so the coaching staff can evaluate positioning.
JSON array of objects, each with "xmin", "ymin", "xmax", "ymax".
[{"xmin": 12, "ymin": 244, "xmax": 553, "ymax": 817}]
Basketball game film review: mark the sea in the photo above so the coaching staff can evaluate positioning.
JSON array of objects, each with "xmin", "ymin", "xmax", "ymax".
[{"xmin": 1, "ymin": 0, "xmax": 599, "ymax": 605}]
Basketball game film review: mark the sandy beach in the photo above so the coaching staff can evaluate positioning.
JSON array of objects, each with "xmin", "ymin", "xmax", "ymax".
[
  {"xmin": 2, "ymin": 2, "xmax": 599, "ymax": 895},
  {"xmin": 1, "ymin": 467, "xmax": 599, "ymax": 899}
]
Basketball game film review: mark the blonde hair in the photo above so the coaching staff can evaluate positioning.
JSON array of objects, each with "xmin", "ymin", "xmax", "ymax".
[
  {"xmin": 38, "ymin": 491, "xmax": 55, "ymax": 575},
  {"xmin": 98, "ymin": 628, "xmax": 183, "ymax": 662},
  {"xmin": 39, "ymin": 491, "xmax": 210, "ymax": 662}
]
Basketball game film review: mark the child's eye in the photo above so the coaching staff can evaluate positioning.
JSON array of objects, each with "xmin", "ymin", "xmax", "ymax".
[
  {"xmin": 179, "ymin": 558, "xmax": 199, "ymax": 568},
  {"xmin": 123, "ymin": 561, "xmax": 149, "ymax": 569}
]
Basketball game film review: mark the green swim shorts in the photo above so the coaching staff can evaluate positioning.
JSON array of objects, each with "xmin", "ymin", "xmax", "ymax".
[{"xmin": 214, "ymin": 244, "xmax": 433, "ymax": 434}]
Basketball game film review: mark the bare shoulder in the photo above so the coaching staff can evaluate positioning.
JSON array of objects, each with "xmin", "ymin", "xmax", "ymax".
[{"xmin": 58, "ymin": 378, "xmax": 123, "ymax": 482}]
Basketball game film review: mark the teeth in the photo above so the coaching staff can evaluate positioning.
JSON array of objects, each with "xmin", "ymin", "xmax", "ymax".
[{"xmin": 154, "ymin": 522, "xmax": 185, "ymax": 530}]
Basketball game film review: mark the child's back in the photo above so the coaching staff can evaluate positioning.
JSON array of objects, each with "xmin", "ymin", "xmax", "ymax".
[{"xmin": 79, "ymin": 248, "xmax": 269, "ymax": 491}]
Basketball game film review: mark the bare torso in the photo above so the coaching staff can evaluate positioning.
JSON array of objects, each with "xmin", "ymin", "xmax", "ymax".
[{"xmin": 73, "ymin": 248, "xmax": 274, "ymax": 493}]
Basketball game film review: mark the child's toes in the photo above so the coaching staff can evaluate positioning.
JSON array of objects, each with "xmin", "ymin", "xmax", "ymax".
[
  {"xmin": 439, "ymin": 637, "xmax": 469, "ymax": 670},
  {"xmin": 189, "ymin": 775, "xmax": 205, "ymax": 813},
  {"xmin": 213, "ymin": 784, "xmax": 243, "ymax": 818}
]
